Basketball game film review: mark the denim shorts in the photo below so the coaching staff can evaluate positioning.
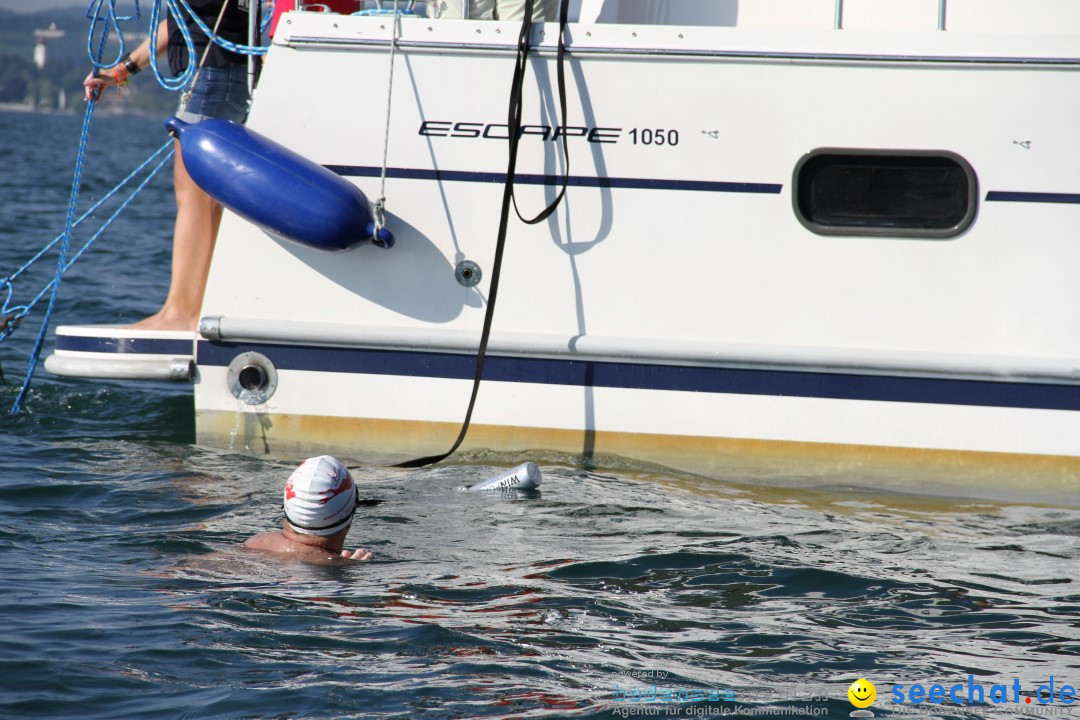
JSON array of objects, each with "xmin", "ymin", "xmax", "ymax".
[{"xmin": 175, "ymin": 63, "xmax": 252, "ymax": 124}]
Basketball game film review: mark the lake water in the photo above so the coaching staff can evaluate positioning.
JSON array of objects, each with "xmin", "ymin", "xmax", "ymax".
[{"xmin": 1, "ymin": 109, "xmax": 1078, "ymax": 720}]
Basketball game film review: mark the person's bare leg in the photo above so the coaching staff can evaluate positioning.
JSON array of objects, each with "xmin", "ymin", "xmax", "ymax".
[{"xmin": 132, "ymin": 139, "xmax": 221, "ymax": 331}]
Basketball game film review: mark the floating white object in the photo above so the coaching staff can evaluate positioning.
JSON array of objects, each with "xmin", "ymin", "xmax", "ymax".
[{"xmin": 467, "ymin": 462, "xmax": 542, "ymax": 492}]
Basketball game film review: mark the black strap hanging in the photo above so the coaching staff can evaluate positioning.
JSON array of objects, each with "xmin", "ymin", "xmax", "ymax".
[{"xmin": 397, "ymin": 0, "xmax": 573, "ymax": 468}]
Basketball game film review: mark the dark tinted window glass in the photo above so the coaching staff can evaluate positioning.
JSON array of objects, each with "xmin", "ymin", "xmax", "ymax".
[{"xmin": 795, "ymin": 153, "xmax": 976, "ymax": 237}]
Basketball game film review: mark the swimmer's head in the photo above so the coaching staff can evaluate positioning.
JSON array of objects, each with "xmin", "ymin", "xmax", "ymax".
[{"xmin": 282, "ymin": 456, "xmax": 358, "ymax": 536}]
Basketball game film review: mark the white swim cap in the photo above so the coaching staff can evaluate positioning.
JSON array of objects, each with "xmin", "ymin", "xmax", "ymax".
[{"xmin": 283, "ymin": 456, "xmax": 357, "ymax": 536}]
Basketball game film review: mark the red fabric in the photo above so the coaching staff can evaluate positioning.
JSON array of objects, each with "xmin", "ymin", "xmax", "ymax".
[{"xmin": 269, "ymin": 0, "xmax": 360, "ymax": 36}]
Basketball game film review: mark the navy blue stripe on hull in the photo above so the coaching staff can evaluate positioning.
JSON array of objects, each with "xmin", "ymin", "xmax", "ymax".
[
  {"xmin": 326, "ymin": 166, "xmax": 1077, "ymax": 203},
  {"xmin": 57, "ymin": 335, "xmax": 194, "ymax": 355},
  {"xmin": 198, "ymin": 341, "xmax": 1080, "ymax": 412},
  {"xmin": 985, "ymin": 191, "xmax": 1080, "ymax": 204},
  {"xmin": 324, "ymin": 165, "xmax": 783, "ymax": 195}
]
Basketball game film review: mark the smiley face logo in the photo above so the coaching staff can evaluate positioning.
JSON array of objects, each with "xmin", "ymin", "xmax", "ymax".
[{"xmin": 848, "ymin": 678, "xmax": 876, "ymax": 708}]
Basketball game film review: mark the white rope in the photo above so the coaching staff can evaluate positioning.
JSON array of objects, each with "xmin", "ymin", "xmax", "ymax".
[
  {"xmin": 179, "ymin": 0, "xmax": 234, "ymax": 115},
  {"xmin": 373, "ymin": 4, "xmax": 401, "ymax": 235}
]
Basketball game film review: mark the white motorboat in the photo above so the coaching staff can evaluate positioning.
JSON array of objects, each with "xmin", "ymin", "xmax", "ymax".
[{"xmin": 47, "ymin": 0, "xmax": 1080, "ymax": 504}]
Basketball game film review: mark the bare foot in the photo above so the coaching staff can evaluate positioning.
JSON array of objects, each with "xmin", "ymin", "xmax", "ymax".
[{"xmin": 128, "ymin": 311, "xmax": 198, "ymax": 332}]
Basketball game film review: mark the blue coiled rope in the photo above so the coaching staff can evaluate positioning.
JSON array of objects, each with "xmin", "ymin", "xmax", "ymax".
[
  {"xmin": 84, "ymin": 0, "xmax": 268, "ymax": 92},
  {"xmin": 8, "ymin": 9, "xmax": 115, "ymax": 415},
  {"xmin": 6, "ymin": 0, "xmax": 268, "ymax": 414},
  {"xmin": 86, "ymin": 0, "xmax": 142, "ymax": 72},
  {"xmin": 0, "ymin": 141, "xmax": 176, "ymax": 346}
]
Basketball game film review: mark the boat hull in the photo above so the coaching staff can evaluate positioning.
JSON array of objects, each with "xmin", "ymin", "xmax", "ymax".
[
  {"xmin": 46, "ymin": 9, "xmax": 1080, "ymax": 504},
  {"xmin": 195, "ymin": 337, "xmax": 1080, "ymax": 504}
]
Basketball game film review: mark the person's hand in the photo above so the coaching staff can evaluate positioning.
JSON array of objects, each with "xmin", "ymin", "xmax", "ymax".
[
  {"xmin": 83, "ymin": 69, "xmax": 120, "ymax": 101},
  {"xmin": 341, "ymin": 548, "xmax": 373, "ymax": 561}
]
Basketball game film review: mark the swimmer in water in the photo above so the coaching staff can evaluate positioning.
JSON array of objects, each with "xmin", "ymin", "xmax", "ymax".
[{"xmin": 245, "ymin": 456, "xmax": 373, "ymax": 562}]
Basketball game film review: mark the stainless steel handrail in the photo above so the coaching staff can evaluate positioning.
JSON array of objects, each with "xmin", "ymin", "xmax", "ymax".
[
  {"xmin": 285, "ymin": 35, "xmax": 1080, "ymax": 66},
  {"xmin": 199, "ymin": 316, "xmax": 1080, "ymax": 386}
]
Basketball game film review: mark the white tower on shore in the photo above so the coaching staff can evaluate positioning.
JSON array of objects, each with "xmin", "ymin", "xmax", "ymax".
[{"xmin": 33, "ymin": 23, "xmax": 65, "ymax": 69}]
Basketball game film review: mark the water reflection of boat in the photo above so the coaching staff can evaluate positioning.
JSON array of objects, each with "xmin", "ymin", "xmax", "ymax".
[{"xmin": 47, "ymin": 1, "xmax": 1080, "ymax": 504}]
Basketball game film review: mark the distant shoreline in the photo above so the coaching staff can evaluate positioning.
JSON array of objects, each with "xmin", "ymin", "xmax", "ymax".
[
  {"xmin": 0, "ymin": 101, "xmax": 36, "ymax": 113},
  {"xmin": 0, "ymin": 103, "xmax": 165, "ymax": 119},
  {"xmin": 0, "ymin": 2, "xmax": 89, "ymax": 14}
]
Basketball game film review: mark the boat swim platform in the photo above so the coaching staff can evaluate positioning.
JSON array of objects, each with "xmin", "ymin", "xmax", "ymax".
[{"xmin": 45, "ymin": 325, "xmax": 196, "ymax": 382}]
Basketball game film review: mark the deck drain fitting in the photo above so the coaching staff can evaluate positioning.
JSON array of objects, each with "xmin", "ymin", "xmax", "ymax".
[
  {"xmin": 227, "ymin": 351, "xmax": 278, "ymax": 405},
  {"xmin": 455, "ymin": 260, "xmax": 482, "ymax": 288}
]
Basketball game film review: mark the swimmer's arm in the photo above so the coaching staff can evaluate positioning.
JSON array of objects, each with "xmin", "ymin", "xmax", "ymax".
[{"xmin": 342, "ymin": 548, "xmax": 374, "ymax": 561}]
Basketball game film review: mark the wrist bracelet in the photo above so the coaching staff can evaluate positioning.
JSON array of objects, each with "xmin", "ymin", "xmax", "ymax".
[
  {"xmin": 112, "ymin": 63, "xmax": 130, "ymax": 87},
  {"xmin": 121, "ymin": 53, "xmax": 141, "ymax": 76}
]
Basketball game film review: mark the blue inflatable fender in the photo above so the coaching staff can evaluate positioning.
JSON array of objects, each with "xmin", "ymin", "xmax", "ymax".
[{"xmin": 165, "ymin": 117, "xmax": 394, "ymax": 251}]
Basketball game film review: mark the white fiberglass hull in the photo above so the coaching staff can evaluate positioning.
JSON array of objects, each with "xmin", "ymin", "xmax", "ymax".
[{"xmin": 52, "ymin": 6, "xmax": 1080, "ymax": 503}]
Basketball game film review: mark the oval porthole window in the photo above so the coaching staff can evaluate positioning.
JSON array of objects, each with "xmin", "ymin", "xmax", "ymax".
[{"xmin": 793, "ymin": 149, "xmax": 978, "ymax": 238}]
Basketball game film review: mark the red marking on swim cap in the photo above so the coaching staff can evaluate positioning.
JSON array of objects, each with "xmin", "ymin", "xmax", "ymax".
[
  {"xmin": 284, "ymin": 479, "xmax": 297, "ymax": 501},
  {"xmin": 316, "ymin": 469, "xmax": 354, "ymax": 505}
]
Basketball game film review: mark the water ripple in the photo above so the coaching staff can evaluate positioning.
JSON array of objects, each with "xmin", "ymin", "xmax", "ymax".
[{"xmin": 1, "ymin": 110, "xmax": 1078, "ymax": 719}]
